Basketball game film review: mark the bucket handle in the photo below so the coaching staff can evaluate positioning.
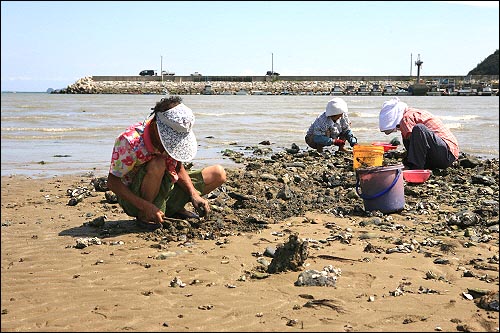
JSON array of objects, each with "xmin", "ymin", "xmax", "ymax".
[{"xmin": 356, "ymin": 168, "xmax": 401, "ymax": 200}]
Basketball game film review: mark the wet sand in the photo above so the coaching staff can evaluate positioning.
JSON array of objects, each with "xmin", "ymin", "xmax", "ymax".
[{"xmin": 1, "ymin": 148, "xmax": 498, "ymax": 332}]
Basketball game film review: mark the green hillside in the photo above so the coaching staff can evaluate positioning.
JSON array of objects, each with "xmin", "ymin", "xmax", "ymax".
[{"xmin": 468, "ymin": 49, "xmax": 499, "ymax": 75}]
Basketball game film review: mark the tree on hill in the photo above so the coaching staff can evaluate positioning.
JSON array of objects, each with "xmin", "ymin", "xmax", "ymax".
[{"xmin": 467, "ymin": 49, "xmax": 499, "ymax": 75}]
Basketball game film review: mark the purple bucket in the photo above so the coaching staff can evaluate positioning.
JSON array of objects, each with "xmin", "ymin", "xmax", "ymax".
[{"xmin": 355, "ymin": 164, "xmax": 405, "ymax": 213}]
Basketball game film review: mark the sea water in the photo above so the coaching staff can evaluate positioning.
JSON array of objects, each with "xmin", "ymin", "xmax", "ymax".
[{"xmin": 1, "ymin": 93, "xmax": 498, "ymax": 178}]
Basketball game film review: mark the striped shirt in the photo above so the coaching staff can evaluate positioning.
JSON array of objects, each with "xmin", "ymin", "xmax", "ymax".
[{"xmin": 399, "ymin": 107, "xmax": 459, "ymax": 159}]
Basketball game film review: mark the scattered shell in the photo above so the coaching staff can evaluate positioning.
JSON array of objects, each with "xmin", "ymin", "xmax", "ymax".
[
  {"xmin": 294, "ymin": 265, "xmax": 341, "ymax": 287},
  {"xmin": 462, "ymin": 292, "xmax": 473, "ymax": 300},
  {"xmin": 170, "ymin": 277, "xmax": 186, "ymax": 288},
  {"xmin": 75, "ymin": 237, "xmax": 102, "ymax": 249}
]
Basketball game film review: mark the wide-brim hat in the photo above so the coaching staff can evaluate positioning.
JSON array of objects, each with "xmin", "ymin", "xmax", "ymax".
[
  {"xmin": 156, "ymin": 103, "xmax": 197, "ymax": 162},
  {"xmin": 325, "ymin": 97, "xmax": 348, "ymax": 116}
]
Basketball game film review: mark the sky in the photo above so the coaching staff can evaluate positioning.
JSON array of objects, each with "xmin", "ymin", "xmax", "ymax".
[{"xmin": 1, "ymin": 1, "xmax": 499, "ymax": 92}]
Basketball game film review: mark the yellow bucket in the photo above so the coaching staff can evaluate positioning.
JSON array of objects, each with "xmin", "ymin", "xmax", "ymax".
[{"xmin": 353, "ymin": 145, "xmax": 384, "ymax": 170}]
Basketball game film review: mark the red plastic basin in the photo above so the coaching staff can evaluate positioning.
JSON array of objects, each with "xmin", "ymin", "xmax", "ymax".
[
  {"xmin": 402, "ymin": 169, "xmax": 431, "ymax": 183},
  {"xmin": 371, "ymin": 142, "xmax": 397, "ymax": 152}
]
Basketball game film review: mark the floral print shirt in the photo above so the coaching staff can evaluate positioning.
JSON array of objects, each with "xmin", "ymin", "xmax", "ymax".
[{"xmin": 109, "ymin": 118, "xmax": 179, "ymax": 186}]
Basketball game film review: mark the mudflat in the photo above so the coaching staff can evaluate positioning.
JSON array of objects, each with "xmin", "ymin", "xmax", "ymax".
[{"xmin": 1, "ymin": 149, "xmax": 498, "ymax": 332}]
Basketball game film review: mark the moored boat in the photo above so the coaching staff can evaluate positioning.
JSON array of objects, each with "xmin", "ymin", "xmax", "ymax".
[
  {"xmin": 383, "ymin": 84, "xmax": 396, "ymax": 96},
  {"xmin": 357, "ymin": 84, "xmax": 370, "ymax": 96},
  {"xmin": 456, "ymin": 83, "xmax": 476, "ymax": 96},
  {"xmin": 479, "ymin": 85, "xmax": 493, "ymax": 96},
  {"xmin": 370, "ymin": 83, "xmax": 382, "ymax": 96},
  {"xmin": 331, "ymin": 85, "xmax": 344, "ymax": 96},
  {"xmin": 202, "ymin": 84, "xmax": 213, "ymax": 95},
  {"xmin": 344, "ymin": 85, "xmax": 356, "ymax": 95}
]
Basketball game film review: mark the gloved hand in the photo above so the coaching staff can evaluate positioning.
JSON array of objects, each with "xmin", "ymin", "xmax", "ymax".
[
  {"xmin": 390, "ymin": 137, "xmax": 401, "ymax": 146},
  {"xmin": 333, "ymin": 139, "xmax": 345, "ymax": 147}
]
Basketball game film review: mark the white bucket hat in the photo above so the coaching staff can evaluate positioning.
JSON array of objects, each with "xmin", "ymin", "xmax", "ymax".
[
  {"xmin": 379, "ymin": 97, "xmax": 407, "ymax": 131},
  {"xmin": 325, "ymin": 97, "xmax": 348, "ymax": 116},
  {"xmin": 156, "ymin": 103, "xmax": 197, "ymax": 162}
]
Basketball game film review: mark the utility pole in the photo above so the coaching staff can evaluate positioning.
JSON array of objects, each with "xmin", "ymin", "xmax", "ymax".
[
  {"xmin": 271, "ymin": 53, "xmax": 274, "ymax": 75},
  {"xmin": 410, "ymin": 53, "xmax": 412, "ymax": 77}
]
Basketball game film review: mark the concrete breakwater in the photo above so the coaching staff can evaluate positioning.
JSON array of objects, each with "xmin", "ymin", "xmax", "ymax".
[
  {"xmin": 56, "ymin": 77, "xmax": 413, "ymax": 95},
  {"xmin": 55, "ymin": 76, "xmax": 499, "ymax": 95}
]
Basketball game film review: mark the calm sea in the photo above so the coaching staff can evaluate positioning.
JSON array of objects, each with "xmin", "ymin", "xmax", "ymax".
[{"xmin": 1, "ymin": 93, "xmax": 498, "ymax": 178}]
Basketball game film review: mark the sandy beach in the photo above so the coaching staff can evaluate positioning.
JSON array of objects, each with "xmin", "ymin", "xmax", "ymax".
[{"xmin": 1, "ymin": 148, "xmax": 499, "ymax": 332}]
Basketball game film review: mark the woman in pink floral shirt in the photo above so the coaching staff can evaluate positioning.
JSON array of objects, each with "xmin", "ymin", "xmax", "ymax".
[{"xmin": 107, "ymin": 96, "xmax": 226, "ymax": 227}]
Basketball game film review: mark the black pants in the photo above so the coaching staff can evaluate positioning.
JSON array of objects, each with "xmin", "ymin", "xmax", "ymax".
[{"xmin": 404, "ymin": 124, "xmax": 456, "ymax": 170}]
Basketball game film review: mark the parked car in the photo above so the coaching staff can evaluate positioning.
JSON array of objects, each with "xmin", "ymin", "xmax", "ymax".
[
  {"xmin": 191, "ymin": 72, "xmax": 202, "ymax": 76},
  {"xmin": 266, "ymin": 71, "xmax": 280, "ymax": 76},
  {"xmin": 162, "ymin": 71, "xmax": 175, "ymax": 76},
  {"xmin": 139, "ymin": 70, "xmax": 156, "ymax": 76}
]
